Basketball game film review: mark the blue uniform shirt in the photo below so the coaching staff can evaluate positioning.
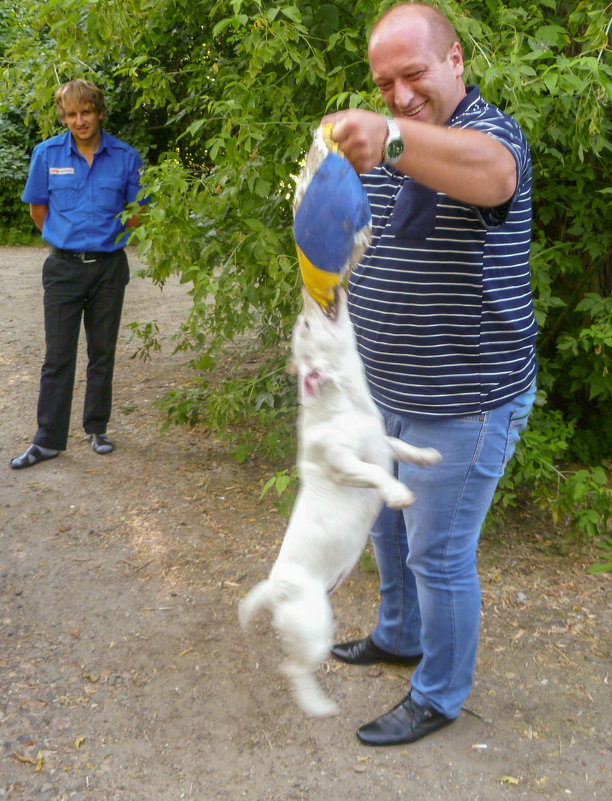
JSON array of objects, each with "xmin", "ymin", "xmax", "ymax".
[{"xmin": 22, "ymin": 130, "xmax": 143, "ymax": 251}]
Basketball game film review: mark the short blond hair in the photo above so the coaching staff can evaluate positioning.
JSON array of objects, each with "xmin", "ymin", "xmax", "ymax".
[{"xmin": 54, "ymin": 79, "xmax": 106, "ymax": 122}]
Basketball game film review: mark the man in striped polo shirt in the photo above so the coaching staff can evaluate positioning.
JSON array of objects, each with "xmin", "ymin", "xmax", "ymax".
[{"xmin": 324, "ymin": 2, "xmax": 538, "ymax": 745}]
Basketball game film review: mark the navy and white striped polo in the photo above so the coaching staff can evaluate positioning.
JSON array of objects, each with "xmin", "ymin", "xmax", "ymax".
[{"xmin": 348, "ymin": 85, "xmax": 538, "ymax": 417}]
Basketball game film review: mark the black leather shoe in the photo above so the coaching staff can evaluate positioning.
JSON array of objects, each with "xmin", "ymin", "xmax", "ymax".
[
  {"xmin": 357, "ymin": 691, "xmax": 454, "ymax": 746},
  {"xmin": 330, "ymin": 635, "xmax": 422, "ymax": 666}
]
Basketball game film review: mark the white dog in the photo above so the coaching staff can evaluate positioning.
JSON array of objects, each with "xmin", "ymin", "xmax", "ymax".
[{"xmin": 239, "ymin": 287, "xmax": 441, "ymax": 717}]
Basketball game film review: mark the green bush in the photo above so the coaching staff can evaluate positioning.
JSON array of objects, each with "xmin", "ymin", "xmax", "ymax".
[
  {"xmin": 0, "ymin": 112, "xmax": 39, "ymax": 242},
  {"xmin": 0, "ymin": 0, "xmax": 610, "ymax": 566}
]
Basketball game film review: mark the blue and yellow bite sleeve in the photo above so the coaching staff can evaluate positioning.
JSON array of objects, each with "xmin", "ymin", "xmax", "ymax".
[{"xmin": 293, "ymin": 124, "xmax": 371, "ymax": 310}]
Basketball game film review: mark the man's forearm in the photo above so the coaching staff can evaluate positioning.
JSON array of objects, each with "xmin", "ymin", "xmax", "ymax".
[
  {"xmin": 326, "ymin": 110, "xmax": 517, "ymax": 208},
  {"xmin": 29, "ymin": 204, "xmax": 48, "ymax": 231},
  {"xmin": 391, "ymin": 120, "xmax": 517, "ymax": 208}
]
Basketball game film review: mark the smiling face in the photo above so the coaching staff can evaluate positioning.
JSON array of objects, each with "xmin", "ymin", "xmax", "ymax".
[
  {"xmin": 63, "ymin": 102, "xmax": 104, "ymax": 147},
  {"xmin": 368, "ymin": 6, "xmax": 465, "ymax": 126},
  {"xmin": 55, "ymin": 80, "xmax": 106, "ymax": 150}
]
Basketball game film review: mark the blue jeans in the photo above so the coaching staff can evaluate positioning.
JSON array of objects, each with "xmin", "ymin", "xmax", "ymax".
[{"xmin": 370, "ymin": 384, "xmax": 536, "ymax": 719}]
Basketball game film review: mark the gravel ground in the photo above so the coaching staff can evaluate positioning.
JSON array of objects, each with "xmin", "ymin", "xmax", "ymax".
[{"xmin": 1, "ymin": 246, "xmax": 610, "ymax": 801}]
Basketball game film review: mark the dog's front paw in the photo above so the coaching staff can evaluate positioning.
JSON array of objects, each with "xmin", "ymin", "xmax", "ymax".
[
  {"xmin": 413, "ymin": 447, "xmax": 442, "ymax": 466},
  {"xmin": 382, "ymin": 481, "xmax": 415, "ymax": 510}
]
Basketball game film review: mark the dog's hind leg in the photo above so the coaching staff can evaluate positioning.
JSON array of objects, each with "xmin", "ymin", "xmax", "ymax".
[
  {"xmin": 274, "ymin": 589, "xmax": 338, "ymax": 717},
  {"xmin": 281, "ymin": 662, "xmax": 339, "ymax": 718}
]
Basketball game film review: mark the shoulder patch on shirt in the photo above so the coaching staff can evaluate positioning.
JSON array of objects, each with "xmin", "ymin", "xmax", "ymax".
[{"xmin": 49, "ymin": 167, "xmax": 75, "ymax": 175}]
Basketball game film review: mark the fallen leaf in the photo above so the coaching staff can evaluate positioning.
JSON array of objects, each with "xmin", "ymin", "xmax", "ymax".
[
  {"xmin": 13, "ymin": 751, "xmax": 35, "ymax": 764},
  {"xmin": 501, "ymin": 775, "xmax": 520, "ymax": 785},
  {"xmin": 75, "ymin": 736, "xmax": 86, "ymax": 750}
]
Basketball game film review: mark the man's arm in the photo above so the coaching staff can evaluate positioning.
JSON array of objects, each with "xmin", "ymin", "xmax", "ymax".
[
  {"xmin": 324, "ymin": 110, "xmax": 517, "ymax": 208},
  {"xmin": 125, "ymin": 211, "xmax": 140, "ymax": 228},
  {"xmin": 29, "ymin": 204, "xmax": 48, "ymax": 232},
  {"xmin": 123, "ymin": 149, "xmax": 147, "ymax": 229}
]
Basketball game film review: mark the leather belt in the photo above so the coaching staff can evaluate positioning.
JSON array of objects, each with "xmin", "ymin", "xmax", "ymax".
[{"xmin": 50, "ymin": 246, "xmax": 116, "ymax": 263}]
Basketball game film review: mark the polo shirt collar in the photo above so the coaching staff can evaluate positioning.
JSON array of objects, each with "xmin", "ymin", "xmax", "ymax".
[{"xmin": 448, "ymin": 85, "xmax": 481, "ymax": 124}]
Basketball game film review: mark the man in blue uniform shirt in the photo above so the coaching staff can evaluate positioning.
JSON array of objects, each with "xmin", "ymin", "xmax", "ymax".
[
  {"xmin": 10, "ymin": 79, "xmax": 145, "ymax": 469},
  {"xmin": 322, "ymin": 3, "xmax": 538, "ymax": 746}
]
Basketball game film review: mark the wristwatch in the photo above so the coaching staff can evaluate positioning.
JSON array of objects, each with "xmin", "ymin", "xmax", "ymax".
[{"xmin": 383, "ymin": 117, "xmax": 404, "ymax": 165}]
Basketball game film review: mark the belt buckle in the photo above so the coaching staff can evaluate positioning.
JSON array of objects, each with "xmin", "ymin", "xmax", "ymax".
[{"xmin": 80, "ymin": 252, "xmax": 97, "ymax": 264}]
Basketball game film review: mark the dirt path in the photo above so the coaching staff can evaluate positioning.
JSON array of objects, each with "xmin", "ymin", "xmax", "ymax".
[{"xmin": 1, "ymin": 246, "xmax": 610, "ymax": 801}]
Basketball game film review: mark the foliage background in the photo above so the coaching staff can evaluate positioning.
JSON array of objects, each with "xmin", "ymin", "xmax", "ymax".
[{"xmin": 0, "ymin": 0, "xmax": 610, "ymax": 563}]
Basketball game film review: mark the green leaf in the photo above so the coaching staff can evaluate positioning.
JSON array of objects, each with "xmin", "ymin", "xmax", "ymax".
[{"xmin": 280, "ymin": 6, "xmax": 302, "ymax": 24}]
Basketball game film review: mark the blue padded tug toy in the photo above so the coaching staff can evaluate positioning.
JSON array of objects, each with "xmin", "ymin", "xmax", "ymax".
[{"xmin": 293, "ymin": 124, "xmax": 371, "ymax": 313}]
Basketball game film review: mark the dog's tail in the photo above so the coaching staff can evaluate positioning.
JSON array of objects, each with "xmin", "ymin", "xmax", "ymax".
[
  {"xmin": 239, "ymin": 565, "xmax": 312, "ymax": 630},
  {"xmin": 238, "ymin": 579, "xmax": 276, "ymax": 630}
]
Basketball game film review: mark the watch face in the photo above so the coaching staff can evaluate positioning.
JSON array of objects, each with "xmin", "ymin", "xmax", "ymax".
[
  {"xmin": 386, "ymin": 137, "xmax": 404, "ymax": 162},
  {"xmin": 384, "ymin": 118, "xmax": 404, "ymax": 164}
]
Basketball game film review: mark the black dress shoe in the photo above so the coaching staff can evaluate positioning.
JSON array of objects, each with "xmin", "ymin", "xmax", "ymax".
[
  {"xmin": 330, "ymin": 635, "xmax": 422, "ymax": 666},
  {"xmin": 357, "ymin": 691, "xmax": 454, "ymax": 746}
]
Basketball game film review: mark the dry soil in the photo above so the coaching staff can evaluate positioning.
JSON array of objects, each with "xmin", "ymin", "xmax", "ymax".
[{"xmin": 1, "ymin": 246, "xmax": 610, "ymax": 801}]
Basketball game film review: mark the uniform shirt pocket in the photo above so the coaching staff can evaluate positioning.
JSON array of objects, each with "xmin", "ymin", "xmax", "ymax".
[
  {"xmin": 49, "ymin": 175, "xmax": 81, "ymax": 212},
  {"xmin": 97, "ymin": 178, "xmax": 126, "ymax": 214},
  {"xmin": 388, "ymin": 180, "xmax": 438, "ymax": 240}
]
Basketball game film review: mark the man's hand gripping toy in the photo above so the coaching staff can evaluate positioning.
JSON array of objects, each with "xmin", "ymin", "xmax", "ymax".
[{"xmin": 293, "ymin": 124, "xmax": 372, "ymax": 316}]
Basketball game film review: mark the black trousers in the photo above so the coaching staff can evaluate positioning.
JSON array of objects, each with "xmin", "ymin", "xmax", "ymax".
[{"xmin": 33, "ymin": 249, "xmax": 130, "ymax": 451}]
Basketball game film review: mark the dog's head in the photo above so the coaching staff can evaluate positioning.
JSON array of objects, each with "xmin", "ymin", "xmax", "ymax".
[{"xmin": 290, "ymin": 286, "xmax": 354, "ymax": 405}]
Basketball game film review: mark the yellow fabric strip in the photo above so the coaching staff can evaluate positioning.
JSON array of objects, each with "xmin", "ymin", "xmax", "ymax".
[
  {"xmin": 321, "ymin": 123, "xmax": 340, "ymax": 155},
  {"xmin": 296, "ymin": 244, "xmax": 339, "ymax": 309}
]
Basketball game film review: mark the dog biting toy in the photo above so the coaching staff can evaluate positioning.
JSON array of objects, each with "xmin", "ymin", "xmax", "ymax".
[{"xmin": 293, "ymin": 123, "xmax": 371, "ymax": 313}]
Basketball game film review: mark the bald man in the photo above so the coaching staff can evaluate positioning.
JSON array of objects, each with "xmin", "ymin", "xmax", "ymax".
[{"xmin": 323, "ymin": 2, "xmax": 538, "ymax": 746}]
